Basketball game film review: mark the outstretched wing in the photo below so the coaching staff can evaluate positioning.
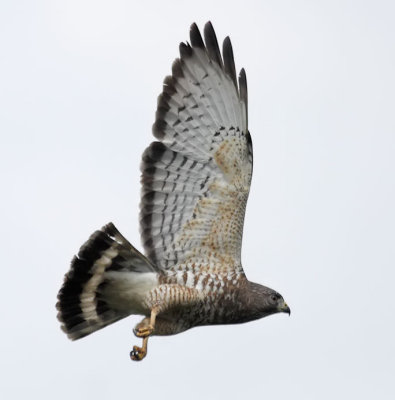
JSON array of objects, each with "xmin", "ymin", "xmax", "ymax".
[{"xmin": 140, "ymin": 22, "xmax": 252, "ymax": 274}]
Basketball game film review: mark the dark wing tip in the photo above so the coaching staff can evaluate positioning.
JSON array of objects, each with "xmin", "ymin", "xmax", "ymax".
[
  {"xmin": 154, "ymin": 22, "xmax": 248, "ymax": 141},
  {"xmin": 178, "ymin": 22, "xmax": 248, "ymax": 102},
  {"xmin": 179, "ymin": 42, "xmax": 193, "ymax": 59},
  {"xmin": 203, "ymin": 21, "xmax": 223, "ymax": 67},
  {"xmin": 203, "ymin": 22, "xmax": 246, "ymax": 103},
  {"xmin": 190, "ymin": 23, "xmax": 205, "ymax": 48},
  {"xmin": 239, "ymin": 68, "xmax": 248, "ymax": 107},
  {"xmin": 223, "ymin": 36, "xmax": 238, "ymax": 89}
]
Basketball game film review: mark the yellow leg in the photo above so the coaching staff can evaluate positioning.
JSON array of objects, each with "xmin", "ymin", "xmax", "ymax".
[
  {"xmin": 130, "ymin": 308, "xmax": 158, "ymax": 362},
  {"xmin": 134, "ymin": 308, "xmax": 158, "ymax": 338}
]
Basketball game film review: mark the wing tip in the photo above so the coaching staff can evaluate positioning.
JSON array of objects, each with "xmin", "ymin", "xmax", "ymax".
[
  {"xmin": 190, "ymin": 22, "xmax": 205, "ymax": 48},
  {"xmin": 203, "ymin": 21, "xmax": 223, "ymax": 67},
  {"xmin": 169, "ymin": 22, "xmax": 248, "ymax": 105},
  {"xmin": 239, "ymin": 68, "xmax": 248, "ymax": 106},
  {"xmin": 190, "ymin": 22, "xmax": 247, "ymax": 101},
  {"xmin": 154, "ymin": 22, "xmax": 249, "ymax": 142},
  {"xmin": 222, "ymin": 35, "xmax": 237, "ymax": 89}
]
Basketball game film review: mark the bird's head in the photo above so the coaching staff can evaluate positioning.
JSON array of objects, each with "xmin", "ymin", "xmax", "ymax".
[{"xmin": 245, "ymin": 281, "xmax": 291, "ymax": 319}]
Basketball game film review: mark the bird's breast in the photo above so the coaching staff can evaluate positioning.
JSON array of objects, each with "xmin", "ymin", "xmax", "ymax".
[{"xmin": 158, "ymin": 270, "xmax": 250, "ymax": 326}]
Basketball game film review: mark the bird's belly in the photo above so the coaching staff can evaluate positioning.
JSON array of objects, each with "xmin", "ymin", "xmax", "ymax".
[
  {"xmin": 159, "ymin": 292, "xmax": 243, "ymax": 329},
  {"xmin": 153, "ymin": 270, "xmax": 250, "ymax": 334}
]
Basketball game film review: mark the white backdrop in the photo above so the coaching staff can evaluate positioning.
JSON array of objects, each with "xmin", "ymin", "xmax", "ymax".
[{"xmin": 1, "ymin": 1, "xmax": 394, "ymax": 399}]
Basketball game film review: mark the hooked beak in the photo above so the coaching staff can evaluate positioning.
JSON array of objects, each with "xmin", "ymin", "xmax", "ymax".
[{"xmin": 279, "ymin": 302, "xmax": 291, "ymax": 316}]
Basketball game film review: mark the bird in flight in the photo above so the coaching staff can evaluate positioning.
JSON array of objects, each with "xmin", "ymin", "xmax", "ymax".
[{"xmin": 57, "ymin": 22, "xmax": 290, "ymax": 361}]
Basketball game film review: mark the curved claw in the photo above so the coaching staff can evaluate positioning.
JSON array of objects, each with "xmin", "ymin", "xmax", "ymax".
[{"xmin": 130, "ymin": 345, "xmax": 147, "ymax": 361}]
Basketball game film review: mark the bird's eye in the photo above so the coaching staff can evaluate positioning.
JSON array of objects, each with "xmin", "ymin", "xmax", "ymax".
[{"xmin": 270, "ymin": 294, "xmax": 278, "ymax": 303}]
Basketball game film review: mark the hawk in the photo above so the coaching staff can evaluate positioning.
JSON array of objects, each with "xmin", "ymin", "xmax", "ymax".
[{"xmin": 57, "ymin": 22, "xmax": 290, "ymax": 361}]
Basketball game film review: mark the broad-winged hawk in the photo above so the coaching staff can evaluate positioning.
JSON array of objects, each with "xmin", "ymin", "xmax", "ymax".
[{"xmin": 57, "ymin": 22, "xmax": 290, "ymax": 361}]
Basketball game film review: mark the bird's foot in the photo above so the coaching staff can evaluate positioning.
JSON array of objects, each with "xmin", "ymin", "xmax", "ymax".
[
  {"xmin": 133, "ymin": 324, "xmax": 154, "ymax": 338},
  {"xmin": 130, "ymin": 345, "xmax": 147, "ymax": 361}
]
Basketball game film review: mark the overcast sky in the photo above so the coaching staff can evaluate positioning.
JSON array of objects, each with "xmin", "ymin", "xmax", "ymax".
[{"xmin": 1, "ymin": 1, "xmax": 394, "ymax": 399}]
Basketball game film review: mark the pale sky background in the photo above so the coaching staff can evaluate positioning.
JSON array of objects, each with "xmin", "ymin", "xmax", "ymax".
[{"xmin": 1, "ymin": 1, "xmax": 394, "ymax": 399}]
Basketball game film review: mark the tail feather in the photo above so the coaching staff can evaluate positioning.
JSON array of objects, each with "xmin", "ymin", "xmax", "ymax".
[{"xmin": 56, "ymin": 222, "xmax": 157, "ymax": 340}]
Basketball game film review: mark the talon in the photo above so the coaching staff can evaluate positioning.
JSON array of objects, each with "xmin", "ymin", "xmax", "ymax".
[
  {"xmin": 134, "ymin": 324, "xmax": 154, "ymax": 338},
  {"xmin": 130, "ymin": 345, "xmax": 146, "ymax": 361}
]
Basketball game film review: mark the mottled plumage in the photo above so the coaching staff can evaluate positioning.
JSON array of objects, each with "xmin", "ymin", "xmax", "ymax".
[{"xmin": 57, "ymin": 22, "xmax": 290, "ymax": 361}]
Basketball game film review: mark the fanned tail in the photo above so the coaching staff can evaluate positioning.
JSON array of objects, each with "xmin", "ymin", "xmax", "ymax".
[{"xmin": 56, "ymin": 223, "xmax": 158, "ymax": 340}]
